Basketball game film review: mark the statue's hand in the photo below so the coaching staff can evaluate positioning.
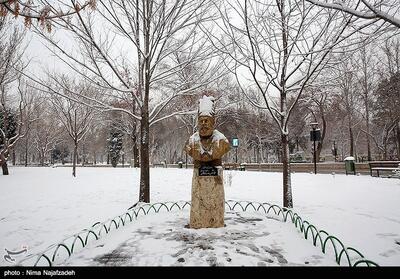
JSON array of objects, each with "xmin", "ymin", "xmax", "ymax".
[{"xmin": 185, "ymin": 143, "xmax": 213, "ymax": 162}]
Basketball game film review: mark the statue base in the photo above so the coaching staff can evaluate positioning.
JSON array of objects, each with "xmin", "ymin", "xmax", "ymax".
[{"xmin": 190, "ymin": 167, "xmax": 225, "ymax": 229}]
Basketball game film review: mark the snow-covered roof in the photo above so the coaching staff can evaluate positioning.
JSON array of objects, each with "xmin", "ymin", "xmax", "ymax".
[{"xmin": 198, "ymin": 95, "xmax": 215, "ymax": 117}]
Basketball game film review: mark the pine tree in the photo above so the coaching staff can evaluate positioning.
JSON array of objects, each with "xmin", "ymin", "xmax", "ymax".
[
  {"xmin": 373, "ymin": 72, "xmax": 400, "ymax": 159},
  {"xmin": 0, "ymin": 109, "xmax": 18, "ymax": 175},
  {"xmin": 0, "ymin": 108, "xmax": 17, "ymax": 145},
  {"xmin": 51, "ymin": 145, "xmax": 69, "ymax": 164},
  {"xmin": 108, "ymin": 128, "xmax": 123, "ymax": 168}
]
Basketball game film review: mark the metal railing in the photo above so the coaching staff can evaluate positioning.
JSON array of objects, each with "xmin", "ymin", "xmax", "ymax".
[{"xmin": 16, "ymin": 200, "xmax": 379, "ymax": 267}]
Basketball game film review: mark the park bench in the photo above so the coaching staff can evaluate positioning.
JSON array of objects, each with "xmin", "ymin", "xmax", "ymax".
[
  {"xmin": 153, "ymin": 163, "xmax": 166, "ymax": 168},
  {"xmin": 223, "ymin": 163, "xmax": 245, "ymax": 171},
  {"xmin": 368, "ymin": 161, "xmax": 400, "ymax": 177}
]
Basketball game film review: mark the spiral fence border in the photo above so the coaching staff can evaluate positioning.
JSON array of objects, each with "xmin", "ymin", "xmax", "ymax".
[{"xmin": 16, "ymin": 200, "xmax": 379, "ymax": 267}]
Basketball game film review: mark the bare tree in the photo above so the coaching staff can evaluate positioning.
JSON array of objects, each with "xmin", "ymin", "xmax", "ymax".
[
  {"xmin": 32, "ymin": 99, "xmax": 62, "ymax": 166},
  {"xmin": 210, "ymin": 0, "xmax": 377, "ymax": 208},
  {"xmin": 28, "ymin": 0, "xmax": 225, "ymax": 203},
  {"xmin": 0, "ymin": 15, "xmax": 26, "ymax": 92},
  {"xmin": 1, "ymin": 80, "xmax": 36, "ymax": 174},
  {"xmin": 334, "ymin": 53, "xmax": 364, "ymax": 158},
  {"xmin": 381, "ymin": 38, "xmax": 400, "ymax": 77},
  {"xmin": 382, "ymin": 39, "xmax": 400, "ymax": 158},
  {"xmin": 0, "ymin": 15, "xmax": 33, "ymax": 174},
  {"xmin": 49, "ymin": 80, "xmax": 96, "ymax": 177},
  {"xmin": 306, "ymin": 0, "xmax": 400, "ymax": 28},
  {"xmin": 0, "ymin": 0, "xmax": 96, "ymax": 29},
  {"xmin": 356, "ymin": 44, "xmax": 378, "ymax": 161}
]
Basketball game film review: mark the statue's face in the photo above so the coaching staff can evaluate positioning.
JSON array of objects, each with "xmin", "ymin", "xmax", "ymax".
[{"xmin": 198, "ymin": 116, "xmax": 214, "ymax": 137}]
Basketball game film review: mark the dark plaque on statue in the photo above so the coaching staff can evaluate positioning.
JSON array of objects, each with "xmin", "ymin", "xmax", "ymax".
[{"xmin": 199, "ymin": 165, "xmax": 218, "ymax": 176}]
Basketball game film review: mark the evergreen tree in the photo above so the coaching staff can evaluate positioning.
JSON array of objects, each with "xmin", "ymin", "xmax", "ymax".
[
  {"xmin": 374, "ymin": 72, "xmax": 400, "ymax": 123},
  {"xmin": 108, "ymin": 128, "xmax": 123, "ymax": 168},
  {"xmin": 0, "ymin": 109, "xmax": 18, "ymax": 175},
  {"xmin": 373, "ymin": 72, "xmax": 400, "ymax": 159},
  {"xmin": 51, "ymin": 145, "xmax": 70, "ymax": 164},
  {"xmin": 0, "ymin": 108, "xmax": 17, "ymax": 145}
]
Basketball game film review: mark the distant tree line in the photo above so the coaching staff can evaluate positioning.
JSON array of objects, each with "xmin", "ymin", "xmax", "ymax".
[{"xmin": 1, "ymin": 0, "xmax": 399, "ymax": 208}]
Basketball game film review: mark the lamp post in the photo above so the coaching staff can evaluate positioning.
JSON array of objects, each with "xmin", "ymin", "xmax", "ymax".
[
  {"xmin": 310, "ymin": 122, "xmax": 320, "ymax": 174},
  {"xmin": 232, "ymin": 137, "xmax": 239, "ymax": 168}
]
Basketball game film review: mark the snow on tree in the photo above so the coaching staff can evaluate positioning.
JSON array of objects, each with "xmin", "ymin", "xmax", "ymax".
[
  {"xmin": 0, "ymin": 81, "xmax": 36, "ymax": 175},
  {"xmin": 371, "ymin": 72, "xmax": 400, "ymax": 159},
  {"xmin": 107, "ymin": 127, "xmax": 123, "ymax": 168},
  {"xmin": 306, "ymin": 0, "xmax": 400, "ymax": 29},
  {"xmin": 210, "ymin": 0, "xmax": 383, "ymax": 208},
  {"xmin": 0, "ymin": 108, "xmax": 17, "ymax": 143},
  {"xmin": 51, "ymin": 145, "xmax": 69, "ymax": 165},
  {"xmin": 49, "ymin": 80, "xmax": 97, "ymax": 177},
  {"xmin": 30, "ymin": 0, "xmax": 225, "ymax": 203},
  {"xmin": 0, "ymin": 0, "xmax": 96, "ymax": 31}
]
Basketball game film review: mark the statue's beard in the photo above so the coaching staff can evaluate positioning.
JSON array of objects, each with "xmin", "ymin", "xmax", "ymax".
[
  {"xmin": 200, "ymin": 134, "xmax": 212, "ymax": 139},
  {"xmin": 199, "ymin": 127, "xmax": 213, "ymax": 138}
]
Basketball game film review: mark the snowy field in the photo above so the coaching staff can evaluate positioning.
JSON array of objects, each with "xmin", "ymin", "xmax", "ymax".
[{"xmin": 0, "ymin": 167, "xmax": 399, "ymax": 266}]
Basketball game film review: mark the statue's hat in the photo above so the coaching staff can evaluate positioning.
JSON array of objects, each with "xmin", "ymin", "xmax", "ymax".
[{"xmin": 198, "ymin": 95, "xmax": 215, "ymax": 117}]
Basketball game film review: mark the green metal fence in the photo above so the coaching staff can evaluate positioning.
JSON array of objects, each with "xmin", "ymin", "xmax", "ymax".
[{"xmin": 16, "ymin": 200, "xmax": 379, "ymax": 267}]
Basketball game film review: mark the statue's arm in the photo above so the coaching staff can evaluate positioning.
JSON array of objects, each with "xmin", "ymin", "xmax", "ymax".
[
  {"xmin": 211, "ymin": 139, "xmax": 230, "ymax": 160},
  {"xmin": 185, "ymin": 141, "xmax": 213, "ymax": 162}
]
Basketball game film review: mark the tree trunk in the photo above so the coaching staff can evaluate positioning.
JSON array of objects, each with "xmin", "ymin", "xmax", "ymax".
[
  {"xmin": 40, "ymin": 150, "xmax": 45, "ymax": 166},
  {"xmin": 383, "ymin": 141, "xmax": 388, "ymax": 160},
  {"xmin": 349, "ymin": 126, "xmax": 354, "ymax": 156},
  {"xmin": 134, "ymin": 144, "xmax": 140, "ymax": 167},
  {"xmin": 282, "ymin": 134, "xmax": 292, "ymax": 208},
  {"xmin": 138, "ymin": 2, "xmax": 151, "ymax": 203},
  {"xmin": 316, "ymin": 107, "xmax": 327, "ymax": 162},
  {"xmin": 139, "ymin": 110, "xmax": 150, "ymax": 203},
  {"xmin": 1, "ymin": 161, "xmax": 9, "ymax": 175},
  {"xmin": 81, "ymin": 148, "xmax": 84, "ymax": 166},
  {"xmin": 12, "ymin": 149, "xmax": 16, "ymax": 166},
  {"xmin": 277, "ymin": 147, "xmax": 281, "ymax": 163},
  {"xmin": 81, "ymin": 143, "xmax": 85, "ymax": 167},
  {"xmin": 132, "ymin": 137, "xmax": 140, "ymax": 167},
  {"xmin": 279, "ymin": 2, "xmax": 292, "ymax": 209},
  {"xmin": 1, "ymin": 153, "xmax": 9, "ymax": 175},
  {"xmin": 316, "ymin": 143, "xmax": 322, "ymax": 162},
  {"xmin": 24, "ymin": 143, "xmax": 28, "ymax": 167},
  {"xmin": 139, "ymin": 47, "xmax": 150, "ymax": 202},
  {"xmin": 354, "ymin": 142, "xmax": 358, "ymax": 162},
  {"xmin": 73, "ymin": 141, "xmax": 78, "ymax": 177},
  {"xmin": 396, "ymin": 123, "xmax": 400, "ymax": 160},
  {"xmin": 365, "ymin": 100, "xmax": 372, "ymax": 161}
]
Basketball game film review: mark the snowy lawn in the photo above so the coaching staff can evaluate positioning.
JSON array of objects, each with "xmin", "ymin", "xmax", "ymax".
[
  {"xmin": 0, "ymin": 167, "xmax": 399, "ymax": 266},
  {"xmin": 63, "ymin": 210, "xmax": 336, "ymax": 266}
]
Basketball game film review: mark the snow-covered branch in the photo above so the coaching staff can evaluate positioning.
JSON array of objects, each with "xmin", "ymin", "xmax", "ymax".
[{"xmin": 306, "ymin": 0, "xmax": 400, "ymax": 28}]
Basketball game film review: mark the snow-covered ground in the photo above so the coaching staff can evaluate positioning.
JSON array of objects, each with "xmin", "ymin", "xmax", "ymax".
[{"xmin": 0, "ymin": 167, "xmax": 399, "ymax": 266}]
